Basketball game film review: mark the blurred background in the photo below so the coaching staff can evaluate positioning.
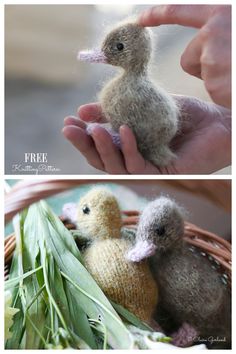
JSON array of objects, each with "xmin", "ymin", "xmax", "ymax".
[{"xmin": 5, "ymin": 5, "xmax": 231, "ymax": 174}]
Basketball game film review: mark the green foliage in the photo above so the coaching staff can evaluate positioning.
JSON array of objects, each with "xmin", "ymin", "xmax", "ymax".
[{"xmin": 5, "ymin": 200, "xmax": 169, "ymax": 349}]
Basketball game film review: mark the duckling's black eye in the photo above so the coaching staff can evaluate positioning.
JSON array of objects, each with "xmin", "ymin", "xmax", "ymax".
[
  {"xmin": 116, "ymin": 42, "xmax": 124, "ymax": 51},
  {"xmin": 82, "ymin": 205, "xmax": 90, "ymax": 215},
  {"xmin": 156, "ymin": 226, "xmax": 166, "ymax": 236}
]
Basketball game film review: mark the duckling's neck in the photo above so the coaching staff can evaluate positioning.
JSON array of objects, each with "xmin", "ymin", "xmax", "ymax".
[
  {"xmin": 99, "ymin": 225, "xmax": 121, "ymax": 240},
  {"xmin": 158, "ymin": 238, "xmax": 184, "ymax": 256},
  {"xmin": 121, "ymin": 64, "xmax": 149, "ymax": 77}
]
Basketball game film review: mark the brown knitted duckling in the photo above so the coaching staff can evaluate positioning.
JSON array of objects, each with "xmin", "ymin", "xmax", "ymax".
[
  {"xmin": 127, "ymin": 197, "xmax": 231, "ymax": 349},
  {"xmin": 76, "ymin": 188, "xmax": 158, "ymax": 324},
  {"xmin": 78, "ymin": 20, "xmax": 179, "ymax": 166}
]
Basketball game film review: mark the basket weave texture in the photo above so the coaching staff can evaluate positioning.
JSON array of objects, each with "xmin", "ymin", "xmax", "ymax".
[{"xmin": 4, "ymin": 180, "xmax": 231, "ymax": 284}]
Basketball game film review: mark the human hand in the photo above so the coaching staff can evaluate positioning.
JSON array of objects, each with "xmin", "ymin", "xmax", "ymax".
[
  {"xmin": 62, "ymin": 96, "xmax": 231, "ymax": 174},
  {"xmin": 139, "ymin": 5, "xmax": 231, "ymax": 108}
]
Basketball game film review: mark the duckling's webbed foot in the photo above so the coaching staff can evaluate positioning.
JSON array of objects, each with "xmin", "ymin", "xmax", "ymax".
[
  {"xmin": 171, "ymin": 323, "xmax": 198, "ymax": 347},
  {"xmin": 86, "ymin": 123, "xmax": 121, "ymax": 148}
]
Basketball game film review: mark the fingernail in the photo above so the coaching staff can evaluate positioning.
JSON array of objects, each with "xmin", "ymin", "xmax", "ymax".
[
  {"xmin": 64, "ymin": 116, "xmax": 71, "ymax": 122},
  {"xmin": 119, "ymin": 126, "xmax": 128, "ymax": 147},
  {"xmin": 77, "ymin": 104, "xmax": 88, "ymax": 116},
  {"xmin": 119, "ymin": 124, "xmax": 128, "ymax": 132},
  {"xmin": 139, "ymin": 10, "xmax": 150, "ymax": 25},
  {"xmin": 62, "ymin": 127, "xmax": 68, "ymax": 137},
  {"xmin": 91, "ymin": 125, "xmax": 102, "ymax": 138},
  {"xmin": 87, "ymin": 123, "xmax": 98, "ymax": 135}
]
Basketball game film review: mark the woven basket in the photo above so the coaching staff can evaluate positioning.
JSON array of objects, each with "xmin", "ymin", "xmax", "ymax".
[{"xmin": 4, "ymin": 180, "xmax": 231, "ymax": 285}]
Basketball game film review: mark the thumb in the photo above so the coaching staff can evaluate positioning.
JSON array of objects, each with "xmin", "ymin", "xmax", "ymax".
[{"xmin": 78, "ymin": 103, "xmax": 107, "ymax": 123}]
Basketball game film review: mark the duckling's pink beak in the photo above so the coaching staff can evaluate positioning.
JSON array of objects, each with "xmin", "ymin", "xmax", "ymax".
[
  {"xmin": 127, "ymin": 240, "xmax": 157, "ymax": 263},
  {"xmin": 78, "ymin": 49, "xmax": 107, "ymax": 64}
]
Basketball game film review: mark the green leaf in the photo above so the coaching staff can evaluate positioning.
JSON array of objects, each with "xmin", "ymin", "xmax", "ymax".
[
  {"xmin": 38, "ymin": 201, "xmax": 134, "ymax": 349},
  {"xmin": 21, "ymin": 209, "xmax": 48, "ymax": 349},
  {"xmin": 6, "ymin": 200, "xmax": 137, "ymax": 349},
  {"xmin": 110, "ymin": 301, "xmax": 152, "ymax": 331},
  {"xmin": 5, "ymin": 295, "xmax": 24, "ymax": 349},
  {"xmin": 64, "ymin": 283, "xmax": 97, "ymax": 349},
  {"xmin": 5, "ymin": 266, "xmax": 43, "ymax": 291}
]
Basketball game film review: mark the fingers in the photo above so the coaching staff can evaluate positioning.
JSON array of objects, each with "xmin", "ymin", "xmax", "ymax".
[
  {"xmin": 139, "ymin": 5, "xmax": 213, "ymax": 28},
  {"xmin": 78, "ymin": 102, "xmax": 107, "ymax": 123},
  {"xmin": 180, "ymin": 33, "xmax": 203, "ymax": 78},
  {"xmin": 120, "ymin": 125, "xmax": 158, "ymax": 174},
  {"xmin": 64, "ymin": 116, "xmax": 87, "ymax": 129},
  {"xmin": 120, "ymin": 126, "xmax": 169, "ymax": 174},
  {"xmin": 63, "ymin": 115, "xmax": 127, "ymax": 173},
  {"xmin": 62, "ymin": 125, "xmax": 105, "ymax": 171},
  {"xmin": 63, "ymin": 118, "xmax": 167, "ymax": 174},
  {"xmin": 91, "ymin": 126, "xmax": 127, "ymax": 174}
]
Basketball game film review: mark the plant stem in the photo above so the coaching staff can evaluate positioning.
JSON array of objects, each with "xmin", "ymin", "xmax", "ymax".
[
  {"xmin": 89, "ymin": 319, "xmax": 108, "ymax": 349},
  {"xmin": 60, "ymin": 271, "xmax": 125, "ymax": 328},
  {"xmin": 25, "ymin": 313, "xmax": 47, "ymax": 347},
  {"xmin": 5, "ymin": 266, "xmax": 43, "ymax": 290},
  {"xmin": 42, "ymin": 250, "xmax": 70, "ymax": 336}
]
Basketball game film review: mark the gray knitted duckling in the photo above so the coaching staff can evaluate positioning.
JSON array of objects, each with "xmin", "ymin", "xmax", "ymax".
[
  {"xmin": 78, "ymin": 20, "xmax": 179, "ymax": 166},
  {"xmin": 127, "ymin": 197, "xmax": 231, "ymax": 349}
]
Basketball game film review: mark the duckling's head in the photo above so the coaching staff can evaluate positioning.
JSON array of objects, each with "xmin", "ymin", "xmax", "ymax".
[
  {"xmin": 77, "ymin": 188, "xmax": 122, "ymax": 240},
  {"xmin": 127, "ymin": 197, "xmax": 184, "ymax": 262},
  {"xmin": 79, "ymin": 21, "xmax": 152, "ymax": 73}
]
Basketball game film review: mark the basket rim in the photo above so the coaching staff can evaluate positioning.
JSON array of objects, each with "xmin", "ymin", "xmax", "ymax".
[
  {"xmin": 5, "ymin": 210, "xmax": 231, "ymax": 284},
  {"xmin": 5, "ymin": 179, "xmax": 231, "ymax": 224}
]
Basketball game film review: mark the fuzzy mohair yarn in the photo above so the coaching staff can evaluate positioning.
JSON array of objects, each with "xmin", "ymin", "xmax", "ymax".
[
  {"xmin": 77, "ymin": 188, "xmax": 122, "ymax": 240},
  {"xmin": 127, "ymin": 196, "xmax": 231, "ymax": 349},
  {"xmin": 83, "ymin": 238, "xmax": 158, "ymax": 323},
  {"xmin": 79, "ymin": 21, "xmax": 179, "ymax": 166},
  {"xmin": 77, "ymin": 188, "xmax": 158, "ymax": 323}
]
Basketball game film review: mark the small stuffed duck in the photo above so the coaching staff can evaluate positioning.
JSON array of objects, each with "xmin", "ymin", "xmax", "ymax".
[
  {"xmin": 78, "ymin": 20, "xmax": 179, "ymax": 166},
  {"xmin": 127, "ymin": 197, "xmax": 231, "ymax": 349},
  {"xmin": 76, "ymin": 188, "xmax": 158, "ymax": 324}
]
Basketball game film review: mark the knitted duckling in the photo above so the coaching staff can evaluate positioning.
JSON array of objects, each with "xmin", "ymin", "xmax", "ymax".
[
  {"xmin": 76, "ymin": 188, "xmax": 158, "ymax": 324},
  {"xmin": 78, "ymin": 20, "xmax": 179, "ymax": 166},
  {"xmin": 127, "ymin": 197, "xmax": 231, "ymax": 349}
]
